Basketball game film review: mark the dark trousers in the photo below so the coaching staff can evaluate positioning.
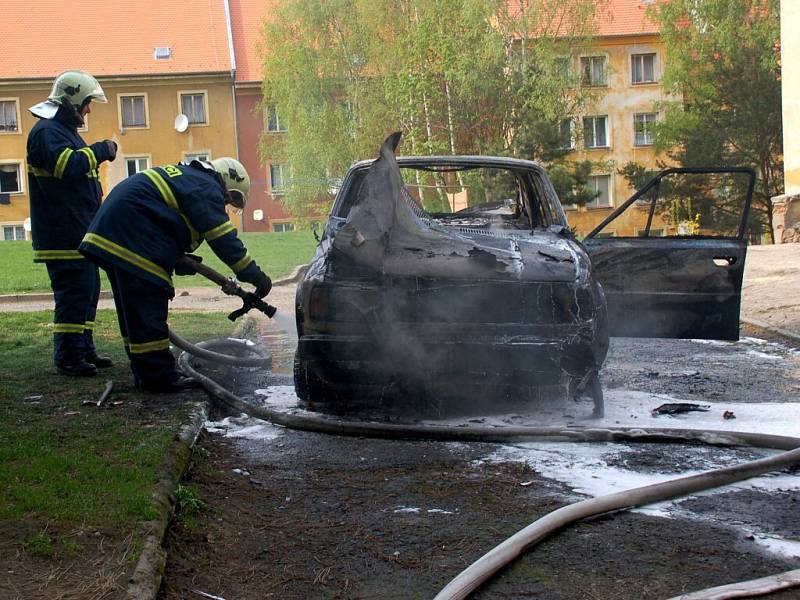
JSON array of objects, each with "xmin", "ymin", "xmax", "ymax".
[
  {"xmin": 105, "ymin": 267, "xmax": 178, "ymax": 387},
  {"xmin": 46, "ymin": 260, "xmax": 100, "ymax": 366}
]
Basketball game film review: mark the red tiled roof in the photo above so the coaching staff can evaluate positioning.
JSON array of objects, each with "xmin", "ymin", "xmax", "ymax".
[
  {"xmin": 506, "ymin": 0, "xmax": 659, "ymax": 38},
  {"xmin": 228, "ymin": 0, "xmax": 273, "ymax": 84},
  {"xmin": 596, "ymin": 0, "xmax": 660, "ymax": 36},
  {"xmin": 0, "ymin": 0, "xmax": 232, "ymax": 80}
]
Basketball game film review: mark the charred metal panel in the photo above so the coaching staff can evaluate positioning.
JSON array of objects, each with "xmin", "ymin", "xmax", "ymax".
[{"xmin": 584, "ymin": 237, "xmax": 746, "ymax": 340}]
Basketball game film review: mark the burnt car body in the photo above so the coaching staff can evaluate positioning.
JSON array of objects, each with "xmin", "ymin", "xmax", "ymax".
[{"xmin": 294, "ymin": 133, "xmax": 754, "ymax": 417}]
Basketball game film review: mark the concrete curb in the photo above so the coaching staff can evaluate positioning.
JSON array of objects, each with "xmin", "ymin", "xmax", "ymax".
[
  {"xmin": 125, "ymin": 400, "xmax": 209, "ymax": 600},
  {"xmin": 0, "ymin": 290, "xmax": 113, "ymax": 305},
  {"xmin": 272, "ymin": 263, "xmax": 308, "ymax": 286},
  {"xmin": 741, "ymin": 317, "xmax": 800, "ymax": 344}
]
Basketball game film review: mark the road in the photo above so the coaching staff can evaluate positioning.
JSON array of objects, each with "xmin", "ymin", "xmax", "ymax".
[{"xmin": 159, "ymin": 322, "xmax": 800, "ymax": 600}]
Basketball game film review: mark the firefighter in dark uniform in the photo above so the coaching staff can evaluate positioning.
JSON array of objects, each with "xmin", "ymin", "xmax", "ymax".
[
  {"xmin": 79, "ymin": 157, "xmax": 272, "ymax": 393},
  {"xmin": 27, "ymin": 70, "xmax": 118, "ymax": 376}
]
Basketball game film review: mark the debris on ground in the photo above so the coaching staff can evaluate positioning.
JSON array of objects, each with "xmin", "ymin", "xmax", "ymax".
[
  {"xmin": 651, "ymin": 403, "xmax": 711, "ymax": 416},
  {"xmin": 723, "ymin": 410, "xmax": 737, "ymax": 420}
]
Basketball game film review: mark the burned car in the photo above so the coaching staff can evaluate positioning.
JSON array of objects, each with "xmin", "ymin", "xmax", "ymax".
[{"xmin": 294, "ymin": 133, "xmax": 754, "ymax": 417}]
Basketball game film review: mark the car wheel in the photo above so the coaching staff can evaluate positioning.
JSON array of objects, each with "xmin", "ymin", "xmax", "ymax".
[{"xmin": 293, "ymin": 355, "xmax": 310, "ymax": 402}]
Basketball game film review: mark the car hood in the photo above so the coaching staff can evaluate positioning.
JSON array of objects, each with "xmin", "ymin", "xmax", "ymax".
[{"xmin": 332, "ymin": 132, "xmax": 584, "ymax": 283}]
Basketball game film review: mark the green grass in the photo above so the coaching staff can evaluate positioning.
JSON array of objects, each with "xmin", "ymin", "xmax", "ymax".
[
  {"xmin": 0, "ymin": 231, "xmax": 318, "ymax": 294},
  {"xmin": 0, "ymin": 309, "xmax": 235, "ymax": 546}
]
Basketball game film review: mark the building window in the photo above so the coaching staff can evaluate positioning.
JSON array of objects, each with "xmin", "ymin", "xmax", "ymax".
[
  {"xmin": 580, "ymin": 56, "xmax": 607, "ymax": 86},
  {"xmin": 266, "ymin": 105, "xmax": 287, "ymax": 132},
  {"xmin": 184, "ymin": 152, "xmax": 210, "ymax": 163},
  {"xmin": 631, "ymin": 53, "xmax": 657, "ymax": 84},
  {"xmin": 2, "ymin": 224, "xmax": 25, "ymax": 240},
  {"xmin": 180, "ymin": 92, "xmax": 207, "ymax": 125},
  {"xmin": 0, "ymin": 163, "xmax": 22, "ymax": 193},
  {"xmin": 634, "ymin": 113, "xmax": 657, "ymax": 146},
  {"xmin": 0, "ymin": 100, "xmax": 19, "ymax": 133},
  {"xmin": 120, "ymin": 94, "xmax": 147, "ymax": 128},
  {"xmin": 125, "ymin": 156, "xmax": 150, "ymax": 177},
  {"xmin": 559, "ymin": 118, "xmax": 574, "ymax": 149},
  {"xmin": 583, "ymin": 116, "xmax": 609, "ymax": 148},
  {"xmin": 270, "ymin": 164, "xmax": 288, "ymax": 194},
  {"xmin": 585, "ymin": 175, "xmax": 612, "ymax": 208},
  {"xmin": 272, "ymin": 222, "xmax": 295, "ymax": 233}
]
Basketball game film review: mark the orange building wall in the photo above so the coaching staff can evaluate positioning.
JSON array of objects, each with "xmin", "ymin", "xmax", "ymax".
[
  {"xmin": 0, "ymin": 74, "xmax": 240, "ymax": 236},
  {"xmin": 562, "ymin": 33, "xmax": 674, "ymax": 237}
]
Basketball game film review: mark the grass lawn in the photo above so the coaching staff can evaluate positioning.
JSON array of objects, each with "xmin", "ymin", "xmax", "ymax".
[
  {"xmin": 0, "ymin": 309, "xmax": 233, "ymax": 570},
  {"xmin": 0, "ymin": 231, "xmax": 318, "ymax": 294}
]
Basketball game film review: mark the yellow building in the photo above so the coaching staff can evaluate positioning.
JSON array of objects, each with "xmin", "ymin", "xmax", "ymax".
[
  {"xmin": 561, "ymin": 2, "xmax": 672, "ymax": 238},
  {"xmin": 0, "ymin": 0, "xmax": 240, "ymax": 240}
]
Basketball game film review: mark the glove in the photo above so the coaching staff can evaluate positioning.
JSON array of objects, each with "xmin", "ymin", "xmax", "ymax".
[
  {"xmin": 174, "ymin": 254, "xmax": 203, "ymax": 276},
  {"xmin": 249, "ymin": 269, "xmax": 272, "ymax": 298},
  {"xmin": 104, "ymin": 140, "xmax": 118, "ymax": 162}
]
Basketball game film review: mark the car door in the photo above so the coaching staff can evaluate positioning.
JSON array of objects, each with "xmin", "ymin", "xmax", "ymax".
[{"xmin": 582, "ymin": 167, "xmax": 755, "ymax": 340}]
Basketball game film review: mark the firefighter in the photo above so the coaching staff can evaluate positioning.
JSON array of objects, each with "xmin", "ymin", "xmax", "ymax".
[
  {"xmin": 79, "ymin": 157, "xmax": 272, "ymax": 393},
  {"xmin": 27, "ymin": 70, "xmax": 118, "ymax": 377}
]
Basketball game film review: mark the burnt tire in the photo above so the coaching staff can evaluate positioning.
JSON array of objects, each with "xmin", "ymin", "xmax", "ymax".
[{"xmin": 293, "ymin": 355, "xmax": 310, "ymax": 402}]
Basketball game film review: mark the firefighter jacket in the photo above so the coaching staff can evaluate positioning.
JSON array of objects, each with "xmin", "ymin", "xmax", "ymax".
[
  {"xmin": 27, "ymin": 112, "xmax": 114, "ymax": 262},
  {"xmin": 79, "ymin": 162, "xmax": 260, "ymax": 292}
]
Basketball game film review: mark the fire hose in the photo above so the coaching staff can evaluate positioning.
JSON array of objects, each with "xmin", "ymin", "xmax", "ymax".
[{"xmin": 172, "ymin": 258, "xmax": 800, "ymax": 600}]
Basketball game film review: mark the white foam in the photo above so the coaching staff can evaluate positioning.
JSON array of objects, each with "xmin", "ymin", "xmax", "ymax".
[{"xmin": 205, "ymin": 414, "xmax": 283, "ymax": 441}]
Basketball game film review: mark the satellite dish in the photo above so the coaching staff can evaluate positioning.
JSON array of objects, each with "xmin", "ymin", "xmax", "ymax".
[{"xmin": 174, "ymin": 114, "xmax": 189, "ymax": 133}]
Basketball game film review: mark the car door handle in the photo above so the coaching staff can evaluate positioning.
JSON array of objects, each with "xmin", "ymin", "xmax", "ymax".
[{"xmin": 713, "ymin": 256, "xmax": 737, "ymax": 267}]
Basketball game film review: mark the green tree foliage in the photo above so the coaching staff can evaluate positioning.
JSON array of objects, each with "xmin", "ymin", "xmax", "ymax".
[
  {"xmin": 260, "ymin": 0, "xmax": 601, "ymax": 217},
  {"xmin": 651, "ymin": 0, "xmax": 782, "ymax": 241}
]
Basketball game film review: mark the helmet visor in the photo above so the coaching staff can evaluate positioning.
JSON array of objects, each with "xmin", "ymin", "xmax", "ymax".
[
  {"xmin": 89, "ymin": 85, "xmax": 108, "ymax": 103},
  {"xmin": 227, "ymin": 189, "xmax": 246, "ymax": 211}
]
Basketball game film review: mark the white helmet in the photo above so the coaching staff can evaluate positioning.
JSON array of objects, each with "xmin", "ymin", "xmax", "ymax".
[
  {"xmin": 48, "ymin": 70, "xmax": 107, "ymax": 110},
  {"xmin": 209, "ymin": 157, "xmax": 250, "ymax": 209}
]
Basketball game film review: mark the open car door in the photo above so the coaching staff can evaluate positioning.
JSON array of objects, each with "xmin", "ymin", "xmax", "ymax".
[{"xmin": 583, "ymin": 167, "xmax": 755, "ymax": 340}]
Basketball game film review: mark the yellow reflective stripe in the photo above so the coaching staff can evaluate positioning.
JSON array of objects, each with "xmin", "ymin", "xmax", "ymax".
[
  {"xmin": 53, "ymin": 323, "xmax": 86, "ymax": 334},
  {"xmin": 86, "ymin": 170, "xmax": 99, "ymax": 179},
  {"xmin": 204, "ymin": 220, "xmax": 235, "ymax": 241},
  {"xmin": 77, "ymin": 147, "xmax": 98, "ymax": 171},
  {"xmin": 230, "ymin": 253, "xmax": 253, "ymax": 274},
  {"xmin": 82, "ymin": 233, "xmax": 172, "ymax": 286},
  {"xmin": 142, "ymin": 169, "xmax": 201, "ymax": 250},
  {"xmin": 27, "ymin": 165, "xmax": 54, "ymax": 177},
  {"xmin": 54, "ymin": 147, "xmax": 73, "ymax": 178},
  {"xmin": 84, "ymin": 321, "xmax": 95, "ymax": 330},
  {"xmin": 129, "ymin": 338, "xmax": 171, "ymax": 354},
  {"xmin": 33, "ymin": 249, "xmax": 84, "ymax": 260}
]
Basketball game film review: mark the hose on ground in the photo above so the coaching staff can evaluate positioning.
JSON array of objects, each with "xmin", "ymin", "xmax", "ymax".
[
  {"xmin": 168, "ymin": 329, "xmax": 270, "ymax": 368},
  {"xmin": 177, "ymin": 338, "xmax": 800, "ymax": 600}
]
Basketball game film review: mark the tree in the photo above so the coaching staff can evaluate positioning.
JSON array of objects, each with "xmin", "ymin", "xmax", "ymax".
[
  {"xmin": 651, "ymin": 0, "xmax": 782, "ymax": 241},
  {"xmin": 260, "ymin": 0, "xmax": 601, "ymax": 217}
]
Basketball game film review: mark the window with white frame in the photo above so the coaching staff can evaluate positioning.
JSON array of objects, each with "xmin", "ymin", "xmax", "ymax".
[
  {"xmin": 270, "ymin": 164, "xmax": 288, "ymax": 194},
  {"xmin": 272, "ymin": 222, "xmax": 295, "ymax": 233},
  {"xmin": 266, "ymin": 105, "xmax": 286, "ymax": 132},
  {"xmin": 120, "ymin": 94, "xmax": 147, "ymax": 128},
  {"xmin": 180, "ymin": 92, "xmax": 207, "ymax": 125},
  {"xmin": 585, "ymin": 175, "xmax": 612, "ymax": 208},
  {"xmin": 0, "ymin": 100, "xmax": 19, "ymax": 133},
  {"xmin": 631, "ymin": 53, "xmax": 657, "ymax": 84},
  {"xmin": 0, "ymin": 163, "xmax": 22, "ymax": 193},
  {"xmin": 125, "ymin": 156, "xmax": 150, "ymax": 177},
  {"xmin": 2, "ymin": 224, "xmax": 25, "ymax": 240},
  {"xmin": 559, "ymin": 118, "xmax": 574, "ymax": 149},
  {"xmin": 634, "ymin": 113, "xmax": 657, "ymax": 146},
  {"xmin": 580, "ymin": 56, "xmax": 607, "ymax": 86},
  {"xmin": 583, "ymin": 116, "xmax": 609, "ymax": 148},
  {"xmin": 184, "ymin": 152, "xmax": 210, "ymax": 163}
]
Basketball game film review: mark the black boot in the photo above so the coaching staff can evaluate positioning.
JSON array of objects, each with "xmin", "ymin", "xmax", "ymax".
[
  {"xmin": 56, "ymin": 361, "xmax": 98, "ymax": 377},
  {"xmin": 86, "ymin": 354, "xmax": 114, "ymax": 369}
]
